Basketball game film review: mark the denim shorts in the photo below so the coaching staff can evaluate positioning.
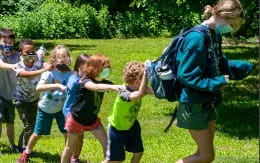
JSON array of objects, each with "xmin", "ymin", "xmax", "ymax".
[
  {"xmin": 0, "ymin": 96, "xmax": 15, "ymax": 123},
  {"xmin": 34, "ymin": 109, "xmax": 66, "ymax": 135},
  {"xmin": 177, "ymin": 101, "xmax": 217, "ymax": 130},
  {"xmin": 106, "ymin": 120, "xmax": 144, "ymax": 161}
]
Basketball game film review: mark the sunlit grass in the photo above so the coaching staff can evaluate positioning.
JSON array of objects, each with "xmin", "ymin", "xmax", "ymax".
[{"xmin": 0, "ymin": 38, "xmax": 258, "ymax": 162}]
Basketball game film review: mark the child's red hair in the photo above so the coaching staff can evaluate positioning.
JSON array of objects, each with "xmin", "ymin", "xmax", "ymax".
[{"xmin": 82, "ymin": 54, "xmax": 110, "ymax": 79}]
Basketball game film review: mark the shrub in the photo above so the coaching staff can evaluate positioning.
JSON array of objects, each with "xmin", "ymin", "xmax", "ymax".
[
  {"xmin": 113, "ymin": 11, "xmax": 163, "ymax": 38},
  {"xmin": 0, "ymin": 1, "xmax": 113, "ymax": 39}
]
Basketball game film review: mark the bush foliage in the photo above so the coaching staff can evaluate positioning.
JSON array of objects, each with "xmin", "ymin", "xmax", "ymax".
[{"xmin": 0, "ymin": 0, "xmax": 258, "ymax": 39}]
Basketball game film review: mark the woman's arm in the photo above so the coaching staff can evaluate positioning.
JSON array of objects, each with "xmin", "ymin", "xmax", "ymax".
[{"xmin": 177, "ymin": 32, "xmax": 228, "ymax": 92}]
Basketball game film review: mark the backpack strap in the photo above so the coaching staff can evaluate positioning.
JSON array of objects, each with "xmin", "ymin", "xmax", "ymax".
[
  {"xmin": 162, "ymin": 25, "xmax": 210, "ymax": 57},
  {"xmin": 189, "ymin": 25, "xmax": 210, "ymax": 49}
]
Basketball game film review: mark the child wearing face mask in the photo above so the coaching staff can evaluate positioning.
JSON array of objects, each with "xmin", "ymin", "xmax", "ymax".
[
  {"xmin": 174, "ymin": 0, "xmax": 249, "ymax": 163},
  {"xmin": 0, "ymin": 28, "xmax": 20, "ymax": 153},
  {"xmin": 12, "ymin": 39, "xmax": 51, "ymax": 153},
  {"xmin": 16, "ymin": 45, "xmax": 73, "ymax": 163},
  {"xmin": 61, "ymin": 54, "xmax": 122, "ymax": 163}
]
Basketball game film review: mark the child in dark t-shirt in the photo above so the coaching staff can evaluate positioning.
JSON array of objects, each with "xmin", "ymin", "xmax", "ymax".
[{"xmin": 61, "ymin": 54, "xmax": 122, "ymax": 163}]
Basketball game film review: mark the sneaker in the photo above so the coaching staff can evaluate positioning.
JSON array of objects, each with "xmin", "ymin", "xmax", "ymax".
[
  {"xmin": 70, "ymin": 157, "xmax": 80, "ymax": 163},
  {"xmin": 17, "ymin": 146, "xmax": 25, "ymax": 153},
  {"xmin": 16, "ymin": 152, "xmax": 30, "ymax": 163},
  {"xmin": 10, "ymin": 145, "xmax": 19, "ymax": 153}
]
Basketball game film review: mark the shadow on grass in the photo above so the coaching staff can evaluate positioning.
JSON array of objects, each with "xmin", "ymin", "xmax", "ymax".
[
  {"xmin": 28, "ymin": 151, "xmax": 61, "ymax": 162},
  {"xmin": 34, "ymin": 42, "xmax": 97, "ymax": 53},
  {"xmin": 216, "ymin": 72, "xmax": 258, "ymax": 139},
  {"xmin": 216, "ymin": 102, "xmax": 258, "ymax": 139},
  {"xmin": 222, "ymin": 45, "xmax": 258, "ymax": 60},
  {"xmin": 0, "ymin": 143, "xmax": 17, "ymax": 154},
  {"xmin": 30, "ymin": 149, "xmax": 96, "ymax": 163}
]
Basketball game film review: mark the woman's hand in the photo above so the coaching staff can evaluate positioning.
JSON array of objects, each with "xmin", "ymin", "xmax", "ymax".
[{"xmin": 224, "ymin": 75, "xmax": 230, "ymax": 82}]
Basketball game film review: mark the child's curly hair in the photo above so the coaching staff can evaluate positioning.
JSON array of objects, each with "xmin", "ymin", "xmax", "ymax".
[
  {"xmin": 82, "ymin": 54, "xmax": 110, "ymax": 79},
  {"xmin": 123, "ymin": 61, "xmax": 144, "ymax": 84}
]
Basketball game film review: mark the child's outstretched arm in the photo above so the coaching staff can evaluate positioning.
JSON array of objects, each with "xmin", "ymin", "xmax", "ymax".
[
  {"xmin": 127, "ymin": 69, "xmax": 148, "ymax": 101},
  {"xmin": 17, "ymin": 63, "xmax": 51, "ymax": 78},
  {"xmin": 36, "ymin": 73, "xmax": 66, "ymax": 92},
  {"xmin": 36, "ymin": 82, "xmax": 66, "ymax": 92},
  {"xmin": 83, "ymin": 80, "xmax": 121, "ymax": 92},
  {"xmin": 0, "ymin": 60, "xmax": 16, "ymax": 70}
]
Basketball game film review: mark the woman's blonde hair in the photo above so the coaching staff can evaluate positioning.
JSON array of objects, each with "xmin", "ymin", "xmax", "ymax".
[
  {"xmin": 82, "ymin": 54, "xmax": 110, "ymax": 79},
  {"xmin": 203, "ymin": 0, "xmax": 244, "ymax": 20},
  {"xmin": 123, "ymin": 61, "xmax": 144, "ymax": 85},
  {"xmin": 49, "ymin": 45, "xmax": 71, "ymax": 68}
]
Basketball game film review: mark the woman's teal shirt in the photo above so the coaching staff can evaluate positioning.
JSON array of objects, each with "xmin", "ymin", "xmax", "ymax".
[{"xmin": 176, "ymin": 25, "xmax": 227, "ymax": 103}]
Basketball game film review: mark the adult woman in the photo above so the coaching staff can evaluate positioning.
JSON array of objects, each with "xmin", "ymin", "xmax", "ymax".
[{"xmin": 176, "ymin": 0, "xmax": 244, "ymax": 162}]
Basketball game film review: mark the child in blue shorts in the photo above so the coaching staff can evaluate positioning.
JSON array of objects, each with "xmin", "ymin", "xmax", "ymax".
[
  {"xmin": 16, "ymin": 45, "xmax": 73, "ymax": 163},
  {"xmin": 103, "ymin": 61, "xmax": 152, "ymax": 163}
]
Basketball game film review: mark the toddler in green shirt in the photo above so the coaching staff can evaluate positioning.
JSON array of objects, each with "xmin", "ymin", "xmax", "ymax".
[{"xmin": 103, "ymin": 61, "xmax": 153, "ymax": 163}]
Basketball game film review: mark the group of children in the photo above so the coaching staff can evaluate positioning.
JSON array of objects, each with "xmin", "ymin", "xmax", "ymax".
[{"xmin": 0, "ymin": 28, "xmax": 153, "ymax": 163}]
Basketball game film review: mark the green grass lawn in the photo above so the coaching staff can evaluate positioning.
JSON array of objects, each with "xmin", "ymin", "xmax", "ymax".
[{"xmin": 0, "ymin": 38, "xmax": 258, "ymax": 163}]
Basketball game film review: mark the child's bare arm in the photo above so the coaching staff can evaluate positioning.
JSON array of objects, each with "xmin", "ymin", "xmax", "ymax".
[
  {"xmin": 18, "ymin": 63, "xmax": 51, "ymax": 78},
  {"xmin": 0, "ymin": 61, "xmax": 16, "ymax": 70},
  {"xmin": 84, "ymin": 81, "xmax": 121, "ymax": 92},
  {"xmin": 15, "ymin": 63, "xmax": 51, "ymax": 78},
  {"xmin": 36, "ymin": 83, "xmax": 66, "ymax": 92},
  {"xmin": 18, "ymin": 68, "xmax": 48, "ymax": 78},
  {"xmin": 128, "ymin": 70, "xmax": 148, "ymax": 101}
]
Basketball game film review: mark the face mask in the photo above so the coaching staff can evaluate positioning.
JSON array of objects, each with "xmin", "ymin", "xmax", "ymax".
[
  {"xmin": 0, "ymin": 45, "xmax": 14, "ymax": 56},
  {"xmin": 216, "ymin": 24, "xmax": 233, "ymax": 34},
  {"xmin": 22, "ymin": 55, "xmax": 36, "ymax": 63},
  {"xmin": 98, "ymin": 68, "xmax": 111, "ymax": 79},
  {"xmin": 56, "ymin": 64, "xmax": 70, "ymax": 72}
]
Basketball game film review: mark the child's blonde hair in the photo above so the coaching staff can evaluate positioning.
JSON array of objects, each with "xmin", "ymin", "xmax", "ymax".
[
  {"xmin": 203, "ymin": 0, "xmax": 244, "ymax": 21},
  {"xmin": 123, "ymin": 61, "xmax": 144, "ymax": 85},
  {"xmin": 82, "ymin": 54, "xmax": 110, "ymax": 79},
  {"xmin": 49, "ymin": 45, "xmax": 71, "ymax": 68}
]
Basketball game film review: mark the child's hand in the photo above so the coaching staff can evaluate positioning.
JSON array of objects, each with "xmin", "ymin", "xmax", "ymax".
[
  {"xmin": 224, "ymin": 75, "xmax": 230, "ymax": 82},
  {"xmin": 43, "ymin": 62, "xmax": 52, "ymax": 71},
  {"xmin": 112, "ymin": 85, "xmax": 124, "ymax": 91},
  {"xmin": 11, "ymin": 64, "xmax": 18, "ymax": 71},
  {"xmin": 146, "ymin": 87, "xmax": 154, "ymax": 94},
  {"xmin": 143, "ymin": 60, "xmax": 151, "ymax": 70},
  {"xmin": 58, "ymin": 84, "xmax": 67, "ymax": 91}
]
